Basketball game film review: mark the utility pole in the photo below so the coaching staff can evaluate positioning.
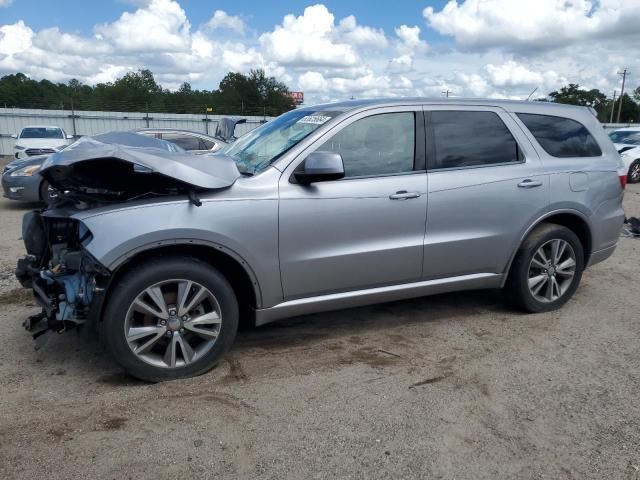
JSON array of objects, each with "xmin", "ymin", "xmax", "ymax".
[
  {"xmin": 442, "ymin": 89, "xmax": 451, "ymax": 98},
  {"xmin": 615, "ymin": 68, "xmax": 628, "ymax": 124},
  {"xmin": 609, "ymin": 90, "xmax": 617, "ymax": 124}
]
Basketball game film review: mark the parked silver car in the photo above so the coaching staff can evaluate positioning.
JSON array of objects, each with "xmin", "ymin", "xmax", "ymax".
[
  {"xmin": 134, "ymin": 118, "xmax": 248, "ymax": 154},
  {"xmin": 16, "ymin": 99, "xmax": 625, "ymax": 381}
]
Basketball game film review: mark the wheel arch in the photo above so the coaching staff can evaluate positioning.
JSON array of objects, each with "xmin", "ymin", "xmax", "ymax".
[
  {"xmin": 502, "ymin": 209, "xmax": 592, "ymax": 287},
  {"xmin": 93, "ymin": 240, "xmax": 262, "ymax": 326}
]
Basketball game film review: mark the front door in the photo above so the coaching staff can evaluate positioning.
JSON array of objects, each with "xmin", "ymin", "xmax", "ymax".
[{"xmin": 278, "ymin": 107, "xmax": 428, "ymax": 299}]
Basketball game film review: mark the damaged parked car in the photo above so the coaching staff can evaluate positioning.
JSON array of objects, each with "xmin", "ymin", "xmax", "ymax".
[
  {"xmin": 16, "ymin": 99, "xmax": 625, "ymax": 382},
  {"xmin": 2, "ymin": 131, "xmax": 182, "ymax": 203},
  {"xmin": 134, "ymin": 117, "xmax": 249, "ymax": 154}
]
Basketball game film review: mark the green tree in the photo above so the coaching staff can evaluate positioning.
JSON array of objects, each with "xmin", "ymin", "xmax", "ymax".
[
  {"xmin": 0, "ymin": 69, "xmax": 296, "ymax": 115},
  {"xmin": 548, "ymin": 83, "xmax": 606, "ymax": 107}
]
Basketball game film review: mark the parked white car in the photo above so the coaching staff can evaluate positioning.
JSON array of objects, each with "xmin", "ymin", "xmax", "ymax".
[
  {"xmin": 12, "ymin": 125, "xmax": 73, "ymax": 159},
  {"xmin": 608, "ymin": 127, "xmax": 640, "ymax": 152},
  {"xmin": 620, "ymin": 145, "xmax": 640, "ymax": 183}
]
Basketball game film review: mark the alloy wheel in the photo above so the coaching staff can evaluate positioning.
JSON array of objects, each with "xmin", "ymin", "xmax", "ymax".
[
  {"xmin": 527, "ymin": 239, "xmax": 577, "ymax": 303},
  {"xmin": 124, "ymin": 279, "xmax": 222, "ymax": 368},
  {"xmin": 630, "ymin": 162, "xmax": 640, "ymax": 182}
]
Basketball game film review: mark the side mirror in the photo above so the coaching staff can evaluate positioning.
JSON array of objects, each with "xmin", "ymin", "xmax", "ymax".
[
  {"xmin": 10, "ymin": 134, "xmax": 17, "ymax": 139},
  {"xmin": 66, "ymin": 134, "xmax": 74, "ymax": 139},
  {"xmin": 294, "ymin": 151, "xmax": 345, "ymax": 185}
]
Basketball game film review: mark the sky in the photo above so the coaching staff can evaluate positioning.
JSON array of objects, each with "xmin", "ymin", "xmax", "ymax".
[{"xmin": 1, "ymin": 0, "xmax": 639, "ymax": 104}]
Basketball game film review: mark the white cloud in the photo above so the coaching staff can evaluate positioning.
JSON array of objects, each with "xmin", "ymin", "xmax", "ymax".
[
  {"xmin": 338, "ymin": 15, "xmax": 387, "ymax": 48},
  {"xmin": 389, "ymin": 25, "xmax": 428, "ymax": 73},
  {"xmin": 259, "ymin": 5, "xmax": 359, "ymax": 67},
  {"xmin": 486, "ymin": 61, "xmax": 544, "ymax": 87},
  {"xmin": 206, "ymin": 10, "xmax": 245, "ymax": 34},
  {"xmin": 95, "ymin": 0, "xmax": 191, "ymax": 53},
  {"xmin": 0, "ymin": 0, "xmax": 13, "ymax": 7},
  {"xmin": 0, "ymin": 1, "xmax": 638, "ymax": 104},
  {"xmin": 424, "ymin": 0, "xmax": 640, "ymax": 51},
  {"xmin": 395, "ymin": 25, "xmax": 427, "ymax": 52}
]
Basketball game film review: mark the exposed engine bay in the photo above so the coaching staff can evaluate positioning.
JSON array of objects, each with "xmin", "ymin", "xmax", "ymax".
[{"xmin": 15, "ymin": 211, "xmax": 110, "ymax": 341}]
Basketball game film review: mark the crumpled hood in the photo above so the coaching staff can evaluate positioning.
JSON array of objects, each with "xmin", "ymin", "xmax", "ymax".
[{"xmin": 40, "ymin": 132, "xmax": 241, "ymax": 190}]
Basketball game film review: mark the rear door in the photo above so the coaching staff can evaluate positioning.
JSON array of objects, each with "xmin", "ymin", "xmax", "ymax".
[
  {"xmin": 423, "ymin": 106, "xmax": 549, "ymax": 279},
  {"xmin": 278, "ymin": 106, "xmax": 428, "ymax": 299}
]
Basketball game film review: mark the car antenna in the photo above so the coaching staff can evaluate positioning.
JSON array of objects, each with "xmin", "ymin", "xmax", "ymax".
[{"xmin": 187, "ymin": 190, "xmax": 202, "ymax": 207}]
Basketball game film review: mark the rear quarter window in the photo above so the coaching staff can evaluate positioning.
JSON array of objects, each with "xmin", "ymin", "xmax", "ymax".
[{"xmin": 517, "ymin": 113, "xmax": 602, "ymax": 158}]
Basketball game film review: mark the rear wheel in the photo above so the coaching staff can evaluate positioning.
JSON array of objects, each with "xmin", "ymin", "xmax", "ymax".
[
  {"xmin": 628, "ymin": 159, "xmax": 640, "ymax": 184},
  {"xmin": 102, "ymin": 257, "xmax": 238, "ymax": 382},
  {"xmin": 505, "ymin": 224, "xmax": 584, "ymax": 313}
]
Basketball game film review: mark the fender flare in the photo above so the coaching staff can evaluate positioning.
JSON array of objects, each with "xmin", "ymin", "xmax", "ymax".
[
  {"xmin": 500, "ymin": 208, "xmax": 591, "ymax": 288},
  {"xmin": 106, "ymin": 238, "xmax": 263, "ymax": 308}
]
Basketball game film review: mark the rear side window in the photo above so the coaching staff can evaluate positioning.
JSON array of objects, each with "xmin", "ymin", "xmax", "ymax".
[
  {"xmin": 517, "ymin": 113, "xmax": 602, "ymax": 158},
  {"xmin": 430, "ymin": 111, "xmax": 521, "ymax": 169}
]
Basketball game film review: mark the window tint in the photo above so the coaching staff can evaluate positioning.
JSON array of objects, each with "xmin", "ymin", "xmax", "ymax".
[
  {"xmin": 430, "ymin": 111, "xmax": 521, "ymax": 169},
  {"xmin": 161, "ymin": 133, "xmax": 201, "ymax": 151},
  {"xmin": 517, "ymin": 113, "xmax": 602, "ymax": 157},
  {"xmin": 317, "ymin": 112, "xmax": 415, "ymax": 178}
]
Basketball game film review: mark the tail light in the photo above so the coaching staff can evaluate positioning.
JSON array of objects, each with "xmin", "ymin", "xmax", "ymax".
[{"xmin": 618, "ymin": 166, "xmax": 627, "ymax": 190}]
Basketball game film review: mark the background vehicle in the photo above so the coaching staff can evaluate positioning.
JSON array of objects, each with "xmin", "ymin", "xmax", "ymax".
[
  {"xmin": 2, "ymin": 131, "xmax": 182, "ymax": 203},
  {"xmin": 135, "ymin": 128, "xmax": 225, "ymax": 154},
  {"xmin": 2, "ymin": 155, "xmax": 55, "ymax": 203},
  {"xmin": 135, "ymin": 118, "xmax": 249, "ymax": 154},
  {"xmin": 620, "ymin": 145, "xmax": 640, "ymax": 183},
  {"xmin": 608, "ymin": 127, "xmax": 640, "ymax": 151},
  {"xmin": 12, "ymin": 125, "xmax": 73, "ymax": 159},
  {"xmin": 17, "ymin": 99, "xmax": 624, "ymax": 382}
]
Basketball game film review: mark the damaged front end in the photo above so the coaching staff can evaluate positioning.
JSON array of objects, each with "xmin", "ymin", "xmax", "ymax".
[
  {"xmin": 16, "ymin": 210, "xmax": 109, "ymax": 344},
  {"xmin": 14, "ymin": 132, "xmax": 241, "ymax": 345}
]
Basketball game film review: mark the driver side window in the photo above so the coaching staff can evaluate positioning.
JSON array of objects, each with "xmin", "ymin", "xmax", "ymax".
[{"xmin": 317, "ymin": 112, "xmax": 415, "ymax": 178}]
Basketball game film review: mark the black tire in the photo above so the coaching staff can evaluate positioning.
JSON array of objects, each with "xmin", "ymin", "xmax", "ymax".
[
  {"xmin": 505, "ymin": 223, "xmax": 584, "ymax": 313},
  {"xmin": 628, "ymin": 159, "xmax": 640, "ymax": 184},
  {"xmin": 39, "ymin": 180, "xmax": 56, "ymax": 205},
  {"xmin": 102, "ymin": 256, "xmax": 238, "ymax": 382}
]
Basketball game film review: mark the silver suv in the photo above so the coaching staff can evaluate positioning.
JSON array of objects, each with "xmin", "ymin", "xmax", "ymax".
[{"xmin": 16, "ymin": 99, "xmax": 625, "ymax": 381}]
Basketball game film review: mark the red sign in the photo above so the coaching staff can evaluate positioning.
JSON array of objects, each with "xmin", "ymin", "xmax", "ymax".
[{"xmin": 288, "ymin": 91, "xmax": 304, "ymax": 105}]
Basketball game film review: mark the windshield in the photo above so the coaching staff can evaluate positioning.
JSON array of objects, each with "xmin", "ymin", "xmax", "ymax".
[
  {"xmin": 223, "ymin": 109, "xmax": 340, "ymax": 175},
  {"xmin": 20, "ymin": 127, "xmax": 64, "ymax": 139},
  {"xmin": 622, "ymin": 134, "xmax": 640, "ymax": 145},
  {"xmin": 608, "ymin": 130, "xmax": 640, "ymax": 144}
]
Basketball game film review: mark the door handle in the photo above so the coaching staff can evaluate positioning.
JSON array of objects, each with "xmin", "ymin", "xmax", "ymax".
[
  {"xmin": 389, "ymin": 190, "xmax": 421, "ymax": 200},
  {"xmin": 517, "ymin": 179, "xmax": 543, "ymax": 188}
]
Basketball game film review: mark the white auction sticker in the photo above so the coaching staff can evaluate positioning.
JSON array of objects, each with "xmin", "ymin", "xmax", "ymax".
[{"xmin": 297, "ymin": 115, "xmax": 332, "ymax": 125}]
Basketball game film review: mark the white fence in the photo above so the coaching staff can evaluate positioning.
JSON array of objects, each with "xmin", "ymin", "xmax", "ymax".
[{"xmin": 0, "ymin": 108, "xmax": 272, "ymax": 155}]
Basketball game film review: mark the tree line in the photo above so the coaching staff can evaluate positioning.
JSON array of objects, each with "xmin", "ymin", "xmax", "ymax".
[
  {"xmin": 0, "ymin": 69, "xmax": 296, "ymax": 116},
  {"xmin": 1, "ymin": 69, "xmax": 638, "ymax": 123},
  {"xmin": 541, "ymin": 83, "xmax": 640, "ymax": 123}
]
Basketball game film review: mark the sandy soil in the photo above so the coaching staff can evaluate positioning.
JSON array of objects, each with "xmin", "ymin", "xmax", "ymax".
[{"xmin": 0, "ymin": 179, "xmax": 639, "ymax": 479}]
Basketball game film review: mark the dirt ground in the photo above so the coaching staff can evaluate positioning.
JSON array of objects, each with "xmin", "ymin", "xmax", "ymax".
[{"xmin": 0, "ymin": 175, "xmax": 639, "ymax": 479}]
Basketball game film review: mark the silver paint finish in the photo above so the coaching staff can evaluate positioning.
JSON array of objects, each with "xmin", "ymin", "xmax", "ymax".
[
  {"xmin": 58, "ymin": 98, "xmax": 623, "ymax": 325},
  {"xmin": 255, "ymin": 273, "xmax": 503, "ymax": 326},
  {"xmin": 422, "ymin": 105, "xmax": 550, "ymax": 279}
]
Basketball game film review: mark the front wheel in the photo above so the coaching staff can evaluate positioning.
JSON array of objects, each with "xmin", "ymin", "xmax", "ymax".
[
  {"xmin": 628, "ymin": 159, "xmax": 640, "ymax": 184},
  {"xmin": 102, "ymin": 257, "xmax": 238, "ymax": 382},
  {"xmin": 505, "ymin": 224, "xmax": 584, "ymax": 313},
  {"xmin": 39, "ymin": 180, "xmax": 57, "ymax": 205}
]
